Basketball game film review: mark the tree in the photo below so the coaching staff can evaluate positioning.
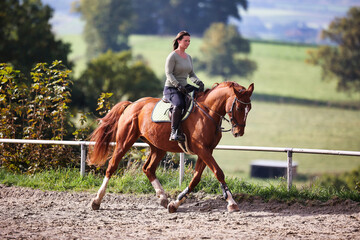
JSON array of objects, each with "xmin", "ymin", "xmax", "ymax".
[
  {"xmin": 0, "ymin": 0, "xmax": 72, "ymax": 78},
  {"xmin": 132, "ymin": 0, "xmax": 248, "ymax": 35},
  {"xmin": 72, "ymin": 50, "xmax": 162, "ymax": 112},
  {"xmin": 198, "ymin": 23, "xmax": 257, "ymax": 80},
  {"xmin": 74, "ymin": 0, "xmax": 134, "ymax": 59},
  {"xmin": 76, "ymin": 0, "xmax": 248, "ymax": 41},
  {"xmin": 306, "ymin": 7, "xmax": 360, "ymax": 93}
]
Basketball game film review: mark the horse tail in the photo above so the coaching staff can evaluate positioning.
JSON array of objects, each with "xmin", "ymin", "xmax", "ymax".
[{"xmin": 88, "ymin": 101, "xmax": 132, "ymax": 167}]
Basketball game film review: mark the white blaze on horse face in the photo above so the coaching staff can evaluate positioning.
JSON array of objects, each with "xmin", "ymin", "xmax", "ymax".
[{"xmin": 244, "ymin": 105, "xmax": 250, "ymax": 122}]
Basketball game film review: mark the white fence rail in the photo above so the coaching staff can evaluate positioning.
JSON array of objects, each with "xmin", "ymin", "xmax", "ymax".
[{"xmin": 1, "ymin": 138, "xmax": 360, "ymax": 190}]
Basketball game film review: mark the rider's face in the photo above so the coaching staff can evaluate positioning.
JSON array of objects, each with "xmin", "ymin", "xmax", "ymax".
[{"xmin": 178, "ymin": 36, "xmax": 190, "ymax": 50}]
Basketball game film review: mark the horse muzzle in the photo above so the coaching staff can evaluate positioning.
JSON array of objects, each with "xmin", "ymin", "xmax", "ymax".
[{"xmin": 232, "ymin": 127, "xmax": 244, "ymax": 137}]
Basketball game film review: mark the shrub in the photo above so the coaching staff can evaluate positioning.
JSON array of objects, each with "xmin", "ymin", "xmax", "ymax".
[
  {"xmin": 0, "ymin": 62, "xmax": 77, "ymax": 173},
  {"xmin": 316, "ymin": 165, "xmax": 360, "ymax": 193}
]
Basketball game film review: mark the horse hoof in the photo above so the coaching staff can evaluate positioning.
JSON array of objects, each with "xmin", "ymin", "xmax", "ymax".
[
  {"xmin": 227, "ymin": 204, "xmax": 240, "ymax": 212},
  {"xmin": 91, "ymin": 199, "xmax": 101, "ymax": 210},
  {"xmin": 160, "ymin": 198, "xmax": 168, "ymax": 209},
  {"xmin": 168, "ymin": 201, "xmax": 178, "ymax": 213}
]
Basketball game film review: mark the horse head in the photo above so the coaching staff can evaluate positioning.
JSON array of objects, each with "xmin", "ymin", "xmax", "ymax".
[{"xmin": 226, "ymin": 82, "xmax": 254, "ymax": 137}]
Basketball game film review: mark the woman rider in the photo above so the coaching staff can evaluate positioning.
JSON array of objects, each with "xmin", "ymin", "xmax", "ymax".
[{"xmin": 163, "ymin": 31, "xmax": 204, "ymax": 142}]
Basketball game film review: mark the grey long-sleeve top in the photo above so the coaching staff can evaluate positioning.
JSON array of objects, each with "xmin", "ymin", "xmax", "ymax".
[{"xmin": 164, "ymin": 51, "xmax": 201, "ymax": 88}]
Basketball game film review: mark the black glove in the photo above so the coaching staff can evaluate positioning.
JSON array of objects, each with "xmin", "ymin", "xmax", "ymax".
[
  {"xmin": 177, "ymin": 85, "xmax": 188, "ymax": 95},
  {"xmin": 197, "ymin": 81, "xmax": 204, "ymax": 92}
]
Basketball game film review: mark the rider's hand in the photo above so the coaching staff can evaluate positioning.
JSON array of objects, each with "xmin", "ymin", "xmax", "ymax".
[
  {"xmin": 197, "ymin": 81, "xmax": 204, "ymax": 92},
  {"xmin": 177, "ymin": 85, "xmax": 188, "ymax": 95}
]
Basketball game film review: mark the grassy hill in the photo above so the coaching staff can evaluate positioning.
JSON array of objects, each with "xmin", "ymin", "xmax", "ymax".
[{"xmin": 62, "ymin": 34, "xmax": 360, "ymax": 179}]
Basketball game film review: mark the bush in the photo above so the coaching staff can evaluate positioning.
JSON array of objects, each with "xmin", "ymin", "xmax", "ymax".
[
  {"xmin": 0, "ymin": 62, "xmax": 77, "ymax": 173},
  {"xmin": 0, "ymin": 61, "xmax": 180, "ymax": 175},
  {"xmin": 316, "ymin": 165, "xmax": 360, "ymax": 193}
]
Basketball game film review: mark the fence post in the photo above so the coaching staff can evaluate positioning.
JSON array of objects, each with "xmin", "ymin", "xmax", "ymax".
[
  {"xmin": 179, "ymin": 153, "xmax": 185, "ymax": 186},
  {"xmin": 80, "ymin": 143, "xmax": 86, "ymax": 177},
  {"xmin": 287, "ymin": 149, "xmax": 293, "ymax": 191}
]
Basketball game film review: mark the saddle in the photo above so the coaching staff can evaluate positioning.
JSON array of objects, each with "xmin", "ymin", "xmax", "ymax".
[
  {"xmin": 151, "ymin": 92, "xmax": 195, "ymax": 123},
  {"xmin": 151, "ymin": 92, "xmax": 196, "ymax": 155}
]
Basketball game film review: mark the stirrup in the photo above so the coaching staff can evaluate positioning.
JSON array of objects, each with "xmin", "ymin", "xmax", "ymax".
[{"xmin": 169, "ymin": 130, "xmax": 185, "ymax": 142}]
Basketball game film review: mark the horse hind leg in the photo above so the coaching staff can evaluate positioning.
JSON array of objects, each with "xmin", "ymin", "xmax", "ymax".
[
  {"xmin": 91, "ymin": 176, "xmax": 109, "ymax": 210},
  {"xmin": 91, "ymin": 119, "xmax": 140, "ymax": 210},
  {"xmin": 91, "ymin": 142, "xmax": 138, "ymax": 210},
  {"xmin": 91, "ymin": 144, "xmax": 136, "ymax": 210},
  {"xmin": 168, "ymin": 152, "xmax": 240, "ymax": 213}
]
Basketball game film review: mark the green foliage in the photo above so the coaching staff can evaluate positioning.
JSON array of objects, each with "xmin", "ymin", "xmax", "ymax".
[
  {"xmin": 316, "ymin": 165, "xmax": 360, "ymax": 193},
  {"xmin": 197, "ymin": 23, "xmax": 257, "ymax": 80},
  {"xmin": 306, "ymin": 7, "xmax": 360, "ymax": 93},
  {"xmin": 0, "ymin": 0, "xmax": 72, "ymax": 78},
  {"xmin": 0, "ymin": 62, "xmax": 77, "ymax": 173},
  {"xmin": 27, "ymin": 62, "xmax": 72, "ymax": 140},
  {"xmin": 0, "ymin": 64, "xmax": 27, "ymax": 139},
  {"xmin": 0, "ymin": 168, "xmax": 103, "ymax": 191},
  {"xmin": 96, "ymin": 92, "xmax": 114, "ymax": 116},
  {"xmin": 73, "ymin": 50, "xmax": 162, "ymax": 112},
  {"xmin": 72, "ymin": 111, "xmax": 92, "ymax": 141},
  {"xmin": 72, "ymin": 92, "xmax": 114, "ymax": 141},
  {"xmin": 74, "ymin": 0, "xmax": 133, "ymax": 58}
]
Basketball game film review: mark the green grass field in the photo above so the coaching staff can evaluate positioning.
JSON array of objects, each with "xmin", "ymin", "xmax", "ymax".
[
  {"xmin": 2, "ymin": 167, "xmax": 360, "ymax": 202},
  {"xmin": 61, "ymin": 34, "xmax": 360, "ymax": 179},
  {"xmin": 213, "ymin": 102, "xmax": 360, "ymax": 178}
]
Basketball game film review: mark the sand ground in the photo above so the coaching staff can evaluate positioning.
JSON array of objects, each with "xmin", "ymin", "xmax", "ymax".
[{"xmin": 0, "ymin": 184, "xmax": 359, "ymax": 239}]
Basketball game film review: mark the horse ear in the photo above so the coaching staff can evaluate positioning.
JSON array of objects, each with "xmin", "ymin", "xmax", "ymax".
[{"xmin": 247, "ymin": 83, "xmax": 254, "ymax": 96}]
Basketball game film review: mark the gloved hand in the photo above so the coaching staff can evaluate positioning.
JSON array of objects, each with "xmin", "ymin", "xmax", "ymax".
[
  {"xmin": 177, "ymin": 85, "xmax": 188, "ymax": 95},
  {"xmin": 197, "ymin": 81, "xmax": 204, "ymax": 92}
]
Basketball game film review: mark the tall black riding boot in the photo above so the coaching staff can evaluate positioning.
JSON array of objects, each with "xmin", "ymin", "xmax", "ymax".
[{"xmin": 169, "ymin": 106, "xmax": 185, "ymax": 142}]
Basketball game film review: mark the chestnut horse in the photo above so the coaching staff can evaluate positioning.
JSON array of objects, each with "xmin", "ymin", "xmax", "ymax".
[{"xmin": 88, "ymin": 81, "xmax": 254, "ymax": 213}]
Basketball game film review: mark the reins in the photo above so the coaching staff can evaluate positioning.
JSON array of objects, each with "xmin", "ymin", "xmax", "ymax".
[
  {"xmin": 191, "ymin": 90, "xmax": 251, "ymax": 133},
  {"xmin": 193, "ymin": 100, "xmax": 229, "ymax": 133}
]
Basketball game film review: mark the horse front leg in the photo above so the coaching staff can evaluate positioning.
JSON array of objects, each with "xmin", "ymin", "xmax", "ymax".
[
  {"xmin": 220, "ymin": 183, "xmax": 239, "ymax": 212},
  {"xmin": 168, "ymin": 151, "xmax": 239, "ymax": 213},
  {"xmin": 168, "ymin": 158, "xmax": 206, "ymax": 213},
  {"xmin": 206, "ymin": 155, "xmax": 239, "ymax": 212}
]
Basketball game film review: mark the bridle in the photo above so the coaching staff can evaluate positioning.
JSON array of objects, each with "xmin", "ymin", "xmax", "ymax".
[
  {"xmin": 227, "ymin": 97, "xmax": 251, "ymax": 129},
  {"xmin": 192, "ymin": 91, "xmax": 251, "ymax": 133}
]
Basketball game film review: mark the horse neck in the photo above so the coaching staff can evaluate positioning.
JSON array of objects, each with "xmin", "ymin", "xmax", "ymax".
[{"xmin": 200, "ymin": 87, "xmax": 232, "ymax": 116}]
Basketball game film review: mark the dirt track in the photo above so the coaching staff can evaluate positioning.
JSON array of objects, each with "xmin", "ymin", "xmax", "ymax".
[{"xmin": 0, "ymin": 184, "xmax": 359, "ymax": 239}]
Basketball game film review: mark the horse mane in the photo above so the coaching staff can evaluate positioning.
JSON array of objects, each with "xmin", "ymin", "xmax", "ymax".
[{"xmin": 195, "ymin": 81, "xmax": 246, "ymax": 100}]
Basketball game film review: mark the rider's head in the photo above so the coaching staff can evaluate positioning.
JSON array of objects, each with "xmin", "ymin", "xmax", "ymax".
[{"xmin": 173, "ymin": 31, "xmax": 190, "ymax": 50}]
